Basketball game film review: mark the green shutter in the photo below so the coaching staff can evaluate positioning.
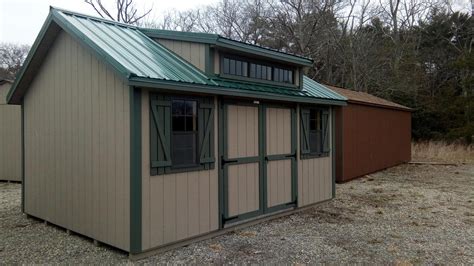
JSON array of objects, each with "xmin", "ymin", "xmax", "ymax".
[
  {"xmin": 150, "ymin": 99, "xmax": 172, "ymax": 175},
  {"xmin": 322, "ymin": 109, "xmax": 330, "ymax": 153},
  {"xmin": 198, "ymin": 99, "xmax": 215, "ymax": 169},
  {"xmin": 300, "ymin": 108, "xmax": 311, "ymax": 154}
]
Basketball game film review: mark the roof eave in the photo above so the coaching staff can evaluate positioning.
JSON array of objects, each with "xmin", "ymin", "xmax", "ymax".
[
  {"xmin": 7, "ymin": 13, "xmax": 57, "ymax": 104},
  {"xmin": 128, "ymin": 77, "xmax": 346, "ymax": 106}
]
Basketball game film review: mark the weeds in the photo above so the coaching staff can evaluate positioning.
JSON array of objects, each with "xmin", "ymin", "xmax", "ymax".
[{"xmin": 412, "ymin": 141, "xmax": 474, "ymax": 163}]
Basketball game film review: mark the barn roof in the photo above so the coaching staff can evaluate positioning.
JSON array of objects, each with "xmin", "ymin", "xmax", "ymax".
[
  {"xmin": 8, "ymin": 7, "xmax": 346, "ymax": 106},
  {"xmin": 326, "ymin": 85, "xmax": 411, "ymax": 111}
]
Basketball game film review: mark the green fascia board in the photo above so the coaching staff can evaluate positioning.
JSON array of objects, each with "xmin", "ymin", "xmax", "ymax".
[
  {"xmin": 140, "ymin": 28, "xmax": 219, "ymax": 44},
  {"xmin": 7, "ymin": 12, "xmax": 57, "ymax": 104},
  {"xmin": 215, "ymin": 38, "xmax": 313, "ymax": 67},
  {"xmin": 128, "ymin": 77, "xmax": 347, "ymax": 106},
  {"xmin": 141, "ymin": 29, "xmax": 313, "ymax": 67}
]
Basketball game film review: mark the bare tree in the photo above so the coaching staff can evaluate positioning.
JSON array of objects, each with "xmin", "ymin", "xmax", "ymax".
[
  {"xmin": 84, "ymin": 0, "xmax": 152, "ymax": 24},
  {"xmin": 0, "ymin": 43, "xmax": 30, "ymax": 80}
]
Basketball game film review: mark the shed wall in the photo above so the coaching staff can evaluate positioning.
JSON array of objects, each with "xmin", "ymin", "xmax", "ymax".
[
  {"xmin": 141, "ymin": 90, "xmax": 219, "ymax": 251},
  {"xmin": 336, "ymin": 103, "xmax": 411, "ymax": 182},
  {"xmin": 0, "ymin": 104, "xmax": 22, "ymax": 181},
  {"xmin": 23, "ymin": 31, "xmax": 130, "ymax": 251},
  {"xmin": 297, "ymin": 105, "xmax": 333, "ymax": 207},
  {"xmin": 0, "ymin": 82, "xmax": 11, "ymax": 104},
  {"xmin": 155, "ymin": 39, "xmax": 207, "ymax": 71}
]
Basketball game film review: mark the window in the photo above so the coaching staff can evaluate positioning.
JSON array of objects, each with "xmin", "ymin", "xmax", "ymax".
[
  {"xmin": 171, "ymin": 100, "xmax": 197, "ymax": 167},
  {"xmin": 221, "ymin": 55, "xmax": 294, "ymax": 84},
  {"xmin": 150, "ymin": 95, "xmax": 215, "ymax": 175},
  {"xmin": 300, "ymin": 107, "xmax": 330, "ymax": 157},
  {"xmin": 223, "ymin": 57, "xmax": 248, "ymax": 77}
]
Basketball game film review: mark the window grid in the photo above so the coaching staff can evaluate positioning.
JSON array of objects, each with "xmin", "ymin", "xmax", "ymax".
[{"xmin": 222, "ymin": 56, "xmax": 293, "ymax": 84}]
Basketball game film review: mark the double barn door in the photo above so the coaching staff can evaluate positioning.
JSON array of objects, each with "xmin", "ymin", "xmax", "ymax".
[{"xmin": 220, "ymin": 102, "xmax": 296, "ymax": 225}]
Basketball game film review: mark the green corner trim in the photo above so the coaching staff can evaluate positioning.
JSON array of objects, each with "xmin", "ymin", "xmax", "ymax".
[
  {"xmin": 21, "ymin": 103, "xmax": 25, "ymax": 213},
  {"xmin": 331, "ymin": 107, "xmax": 336, "ymax": 198},
  {"xmin": 130, "ymin": 86, "xmax": 142, "ymax": 253}
]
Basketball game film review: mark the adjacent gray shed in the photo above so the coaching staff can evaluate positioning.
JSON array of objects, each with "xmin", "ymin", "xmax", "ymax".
[{"xmin": 0, "ymin": 79, "xmax": 22, "ymax": 182}]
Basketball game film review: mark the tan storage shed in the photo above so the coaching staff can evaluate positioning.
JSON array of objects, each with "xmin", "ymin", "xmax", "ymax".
[
  {"xmin": 0, "ymin": 79, "xmax": 22, "ymax": 182},
  {"xmin": 328, "ymin": 85, "xmax": 412, "ymax": 183},
  {"xmin": 9, "ymin": 8, "xmax": 347, "ymax": 257}
]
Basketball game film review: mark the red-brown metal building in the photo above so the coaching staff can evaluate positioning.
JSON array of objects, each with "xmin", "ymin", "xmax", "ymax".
[{"xmin": 327, "ymin": 85, "xmax": 412, "ymax": 182}]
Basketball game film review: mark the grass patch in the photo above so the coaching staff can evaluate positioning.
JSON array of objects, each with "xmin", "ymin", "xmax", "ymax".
[{"xmin": 412, "ymin": 141, "xmax": 474, "ymax": 164}]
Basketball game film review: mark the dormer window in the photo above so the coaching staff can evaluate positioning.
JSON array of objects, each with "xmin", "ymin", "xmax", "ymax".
[{"xmin": 222, "ymin": 55, "xmax": 294, "ymax": 85}]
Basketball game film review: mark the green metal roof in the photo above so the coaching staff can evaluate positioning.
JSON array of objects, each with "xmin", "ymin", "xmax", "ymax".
[
  {"xmin": 8, "ymin": 7, "xmax": 345, "ymax": 106},
  {"xmin": 140, "ymin": 28, "xmax": 313, "ymax": 67},
  {"xmin": 53, "ymin": 9, "xmax": 213, "ymax": 85},
  {"xmin": 302, "ymin": 76, "xmax": 346, "ymax": 101}
]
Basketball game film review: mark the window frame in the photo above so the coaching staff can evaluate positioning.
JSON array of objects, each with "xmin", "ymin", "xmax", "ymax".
[
  {"xmin": 219, "ymin": 53, "xmax": 296, "ymax": 87},
  {"xmin": 301, "ymin": 106, "xmax": 330, "ymax": 159},
  {"xmin": 170, "ymin": 98, "xmax": 199, "ymax": 169}
]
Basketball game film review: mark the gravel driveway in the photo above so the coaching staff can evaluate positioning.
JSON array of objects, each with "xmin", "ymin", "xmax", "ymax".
[{"xmin": 1, "ymin": 163, "xmax": 473, "ymax": 264}]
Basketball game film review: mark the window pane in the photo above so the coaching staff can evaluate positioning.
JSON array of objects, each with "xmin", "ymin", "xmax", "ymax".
[
  {"xmin": 256, "ymin": 64, "xmax": 261, "ymax": 79},
  {"xmin": 250, "ymin": 63, "xmax": 256, "ymax": 78},
  {"xmin": 236, "ymin": 60, "xmax": 242, "ymax": 76},
  {"xmin": 185, "ymin": 101, "xmax": 196, "ymax": 116},
  {"xmin": 172, "ymin": 116, "xmax": 185, "ymax": 131},
  {"xmin": 229, "ymin": 59, "xmax": 236, "ymax": 75},
  {"xmin": 279, "ymin": 69, "xmax": 284, "ymax": 82},
  {"xmin": 309, "ymin": 131, "xmax": 321, "ymax": 153},
  {"xmin": 267, "ymin": 66, "xmax": 272, "ymax": 80},
  {"xmin": 273, "ymin": 68, "xmax": 279, "ymax": 81},
  {"xmin": 223, "ymin": 58, "xmax": 230, "ymax": 74},
  {"xmin": 172, "ymin": 133, "xmax": 197, "ymax": 166},
  {"xmin": 310, "ymin": 119, "xmax": 316, "ymax": 130},
  {"xmin": 262, "ymin": 66, "xmax": 267, "ymax": 80},
  {"xmin": 242, "ymin": 62, "xmax": 248, "ymax": 76},
  {"xmin": 172, "ymin": 100, "xmax": 185, "ymax": 115},
  {"xmin": 185, "ymin": 116, "xmax": 196, "ymax": 131},
  {"xmin": 289, "ymin": 70, "xmax": 293, "ymax": 83}
]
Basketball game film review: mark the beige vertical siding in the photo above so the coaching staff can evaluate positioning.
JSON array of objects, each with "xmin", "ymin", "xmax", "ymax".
[
  {"xmin": 155, "ymin": 39, "xmax": 207, "ymax": 71},
  {"xmin": 265, "ymin": 107, "xmax": 292, "ymax": 207},
  {"xmin": 141, "ymin": 90, "xmax": 219, "ymax": 251},
  {"xmin": 23, "ymin": 31, "xmax": 130, "ymax": 251},
  {"xmin": 0, "ymin": 104, "xmax": 22, "ymax": 181},
  {"xmin": 225, "ymin": 104, "xmax": 260, "ymax": 216},
  {"xmin": 0, "ymin": 83, "xmax": 12, "ymax": 104},
  {"xmin": 297, "ymin": 105, "xmax": 333, "ymax": 207}
]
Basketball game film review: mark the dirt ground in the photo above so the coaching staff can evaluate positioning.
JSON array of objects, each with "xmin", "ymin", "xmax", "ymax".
[{"xmin": 1, "ymin": 163, "xmax": 473, "ymax": 264}]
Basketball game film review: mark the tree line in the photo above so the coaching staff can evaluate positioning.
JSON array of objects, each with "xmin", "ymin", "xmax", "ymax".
[{"xmin": 1, "ymin": 0, "xmax": 472, "ymax": 142}]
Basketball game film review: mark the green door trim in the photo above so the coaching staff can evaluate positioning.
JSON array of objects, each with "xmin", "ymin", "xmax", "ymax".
[{"xmin": 219, "ymin": 100, "xmax": 298, "ymax": 226}]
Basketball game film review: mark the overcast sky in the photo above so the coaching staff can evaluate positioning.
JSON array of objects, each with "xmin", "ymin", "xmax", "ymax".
[{"xmin": 0, "ymin": 0, "xmax": 218, "ymax": 45}]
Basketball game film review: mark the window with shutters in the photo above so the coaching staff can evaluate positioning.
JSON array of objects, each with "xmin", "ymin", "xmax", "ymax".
[
  {"xmin": 300, "ymin": 107, "xmax": 330, "ymax": 158},
  {"xmin": 150, "ymin": 94, "xmax": 215, "ymax": 175}
]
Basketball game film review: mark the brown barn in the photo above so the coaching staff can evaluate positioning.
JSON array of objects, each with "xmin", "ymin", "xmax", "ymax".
[{"xmin": 328, "ymin": 85, "xmax": 412, "ymax": 183}]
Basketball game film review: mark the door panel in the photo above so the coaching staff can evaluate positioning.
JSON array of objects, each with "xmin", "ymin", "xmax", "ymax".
[
  {"xmin": 266, "ymin": 107, "xmax": 292, "ymax": 155},
  {"xmin": 227, "ymin": 163, "xmax": 259, "ymax": 216},
  {"xmin": 266, "ymin": 160, "xmax": 292, "ymax": 207},
  {"xmin": 227, "ymin": 105, "xmax": 259, "ymax": 158},
  {"xmin": 221, "ymin": 103, "xmax": 296, "ymax": 225},
  {"xmin": 223, "ymin": 104, "xmax": 261, "ymax": 220},
  {"xmin": 265, "ymin": 107, "xmax": 295, "ymax": 209}
]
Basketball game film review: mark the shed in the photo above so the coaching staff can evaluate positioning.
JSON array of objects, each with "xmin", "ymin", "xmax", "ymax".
[
  {"xmin": 8, "ymin": 7, "xmax": 346, "ymax": 257},
  {"xmin": 327, "ymin": 85, "xmax": 411, "ymax": 183},
  {"xmin": 0, "ymin": 79, "xmax": 22, "ymax": 182}
]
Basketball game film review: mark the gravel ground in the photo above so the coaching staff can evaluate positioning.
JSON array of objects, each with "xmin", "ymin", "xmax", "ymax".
[{"xmin": 1, "ymin": 163, "xmax": 473, "ymax": 264}]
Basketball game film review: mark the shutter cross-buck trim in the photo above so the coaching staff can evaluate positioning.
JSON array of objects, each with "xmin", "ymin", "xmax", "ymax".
[
  {"xmin": 151, "ymin": 100, "xmax": 172, "ymax": 169},
  {"xmin": 199, "ymin": 103, "xmax": 215, "ymax": 164}
]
